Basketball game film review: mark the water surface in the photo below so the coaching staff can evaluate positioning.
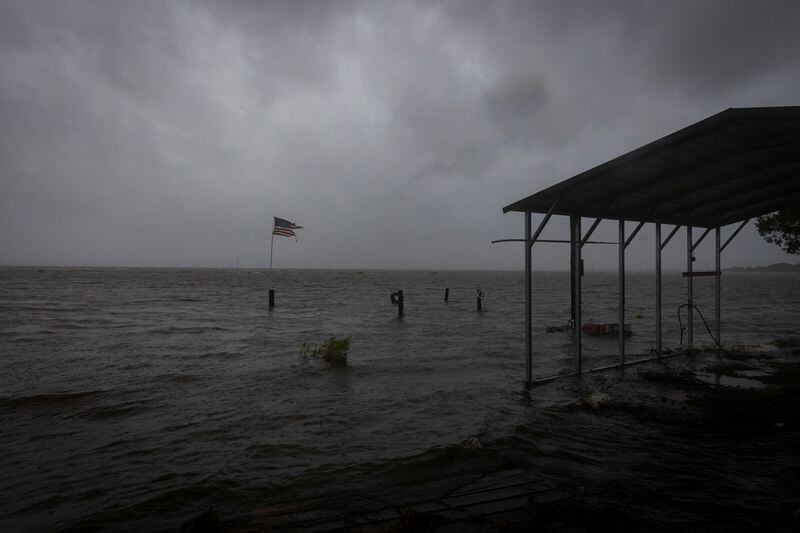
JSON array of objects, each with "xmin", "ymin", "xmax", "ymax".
[{"xmin": 1, "ymin": 268, "xmax": 797, "ymax": 530}]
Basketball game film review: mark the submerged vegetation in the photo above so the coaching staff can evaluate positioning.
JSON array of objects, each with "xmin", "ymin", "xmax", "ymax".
[
  {"xmin": 637, "ymin": 361, "xmax": 800, "ymax": 435},
  {"xmin": 638, "ymin": 367, "xmax": 700, "ymax": 388},
  {"xmin": 300, "ymin": 336, "xmax": 351, "ymax": 366}
]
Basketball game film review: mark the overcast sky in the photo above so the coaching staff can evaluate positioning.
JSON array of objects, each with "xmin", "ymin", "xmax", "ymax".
[{"xmin": 1, "ymin": 0, "xmax": 799, "ymax": 270}]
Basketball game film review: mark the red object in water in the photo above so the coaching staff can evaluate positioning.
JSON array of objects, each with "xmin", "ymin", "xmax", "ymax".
[{"xmin": 582, "ymin": 323, "xmax": 632, "ymax": 337}]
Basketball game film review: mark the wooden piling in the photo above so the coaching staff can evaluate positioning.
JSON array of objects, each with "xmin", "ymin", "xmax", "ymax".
[{"xmin": 391, "ymin": 290, "xmax": 404, "ymax": 318}]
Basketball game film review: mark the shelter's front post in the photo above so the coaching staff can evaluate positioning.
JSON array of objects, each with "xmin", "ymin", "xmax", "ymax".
[
  {"xmin": 715, "ymin": 226, "xmax": 721, "ymax": 346},
  {"xmin": 569, "ymin": 217, "xmax": 576, "ymax": 325},
  {"xmin": 618, "ymin": 219, "xmax": 625, "ymax": 365},
  {"xmin": 525, "ymin": 211, "xmax": 532, "ymax": 383},
  {"xmin": 571, "ymin": 216, "xmax": 582, "ymax": 374},
  {"xmin": 655, "ymin": 222, "xmax": 662, "ymax": 357},
  {"xmin": 687, "ymin": 226, "xmax": 694, "ymax": 350}
]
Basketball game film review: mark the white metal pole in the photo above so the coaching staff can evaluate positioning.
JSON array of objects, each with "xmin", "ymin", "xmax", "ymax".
[
  {"xmin": 572, "ymin": 216, "xmax": 582, "ymax": 374},
  {"xmin": 269, "ymin": 232, "xmax": 274, "ymax": 272},
  {"xmin": 687, "ymin": 226, "xmax": 694, "ymax": 349},
  {"xmin": 619, "ymin": 219, "xmax": 625, "ymax": 365},
  {"xmin": 715, "ymin": 226, "xmax": 721, "ymax": 346},
  {"xmin": 655, "ymin": 222, "xmax": 662, "ymax": 357},
  {"xmin": 525, "ymin": 211, "xmax": 532, "ymax": 383}
]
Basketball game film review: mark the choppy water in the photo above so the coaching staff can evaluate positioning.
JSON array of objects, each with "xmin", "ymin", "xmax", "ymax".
[{"xmin": 1, "ymin": 267, "xmax": 798, "ymax": 531}]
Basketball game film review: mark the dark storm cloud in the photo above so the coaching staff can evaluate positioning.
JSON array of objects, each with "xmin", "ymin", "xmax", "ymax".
[
  {"xmin": 1, "ymin": 0, "xmax": 799, "ymax": 269},
  {"xmin": 637, "ymin": 0, "xmax": 800, "ymax": 95}
]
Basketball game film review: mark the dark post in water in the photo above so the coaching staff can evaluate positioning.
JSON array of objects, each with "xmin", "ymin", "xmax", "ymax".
[
  {"xmin": 476, "ymin": 288, "xmax": 484, "ymax": 311},
  {"xmin": 269, "ymin": 289, "xmax": 275, "ymax": 309},
  {"xmin": 444, "ymin": 288, "xmax": 449, "ymax": 302},
  {"xmin": 390, "ymin": 290, "xmax": 404, "ymax": 318}
]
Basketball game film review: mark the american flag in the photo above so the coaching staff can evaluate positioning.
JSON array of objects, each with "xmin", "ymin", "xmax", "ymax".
[{"xmin": 273, "ymin": 217, "xmax": 302, "ymax": 240}]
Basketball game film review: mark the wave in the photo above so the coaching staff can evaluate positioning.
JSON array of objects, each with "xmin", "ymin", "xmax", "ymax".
[
  {"xmin": 74, "ymin": 401, "xmax": 150, "ymax": 420},
  {"xmin": 197, "ymin": 350, "xmax": 243, "ymax": 359},
  {"xmin": 148, "ymin": 325, "xmax": 232, "ymax": 335},
  {"xmin": 0, "ymin": 391, "xmax": 151, "ymax": 421},
  {"xmin": 0, "ymin": 390, "xmax": 106, "ymax": 410}
]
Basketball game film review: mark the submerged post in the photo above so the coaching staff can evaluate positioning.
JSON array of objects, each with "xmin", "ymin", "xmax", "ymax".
[
  {"xmin": 687, "ymin": 226, "xmax": 694, "ymax": 349},
  {"xmin": 390, "ymin": 290, "xmax": 404, "ymax": 318},
  {"xmin": 524, "ymin": 211, "xmax": 532, "ymax": 383},
  {"xmin": 655, "ymin": 222, "xmax": 661, "ymax": 357},
  {"xmin": 618, "ymin": 219, "xmax": 625, "ymax": 365},
  {"xmin": 571, "ymin": 216, "xmax": 582, "ymax": 374}
]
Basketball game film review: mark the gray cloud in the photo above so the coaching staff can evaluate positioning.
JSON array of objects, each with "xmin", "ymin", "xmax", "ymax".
[{"xmin": 1, "ymin": 0, "xmax": 799, "ymax": 270}]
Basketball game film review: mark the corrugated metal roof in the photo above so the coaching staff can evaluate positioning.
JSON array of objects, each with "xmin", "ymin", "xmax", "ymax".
[{"xmin": 502, "ymin": 107, "xmax": 800, "ymax": 227}]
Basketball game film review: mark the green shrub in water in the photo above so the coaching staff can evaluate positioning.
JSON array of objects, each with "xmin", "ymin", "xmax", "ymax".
[{"xmin": 300, "ymin": 336, "xmax": 351, "ymax": 366}]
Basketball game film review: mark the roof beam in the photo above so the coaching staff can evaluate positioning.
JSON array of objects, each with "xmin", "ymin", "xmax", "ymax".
[
  {"xmin": 637, "ymin": 146, "xmax": 796, "ymax": 203},
  {"xmin": 617, "ymin": 160, "xmax": 799, "ymax": 222},
  {"xmin": 709, "ymin": 190, "xmax": 800, "ymax": 226},
  {"xmin": 672, "ymin": 177, "xmax": 800, "ymax": 222},
  {"xmin": 579, "ymin": 141, "xmax": 794, "ymax": 211},
  {"xmin": 649, "ymin": 164, "xmax": 799, "ymax": 218}
]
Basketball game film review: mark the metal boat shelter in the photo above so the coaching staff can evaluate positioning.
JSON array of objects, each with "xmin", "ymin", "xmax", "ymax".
[{"xmin": 499, "ymin": 106, "xmax": 800, "ymax": 383}]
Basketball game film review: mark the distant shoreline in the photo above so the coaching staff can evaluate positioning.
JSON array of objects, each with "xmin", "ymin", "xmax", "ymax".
[
  {"xmin": 2, "ymin": 263, "xmax": 799, "ymax": 273},
  {"xmin": 725, "ymin": 262, "xmax": 800, "ymax": 273}
]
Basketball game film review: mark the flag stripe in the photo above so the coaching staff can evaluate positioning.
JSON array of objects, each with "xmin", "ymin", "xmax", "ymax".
[{"xmin": 272, "ymin": 217, "xmax": 302, "ymax": 239}]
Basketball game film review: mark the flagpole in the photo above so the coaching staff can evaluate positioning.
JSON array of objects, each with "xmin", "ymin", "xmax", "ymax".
[{"xmin": 269, "ymin": 231, "xmax": 274, "ymax": 272}]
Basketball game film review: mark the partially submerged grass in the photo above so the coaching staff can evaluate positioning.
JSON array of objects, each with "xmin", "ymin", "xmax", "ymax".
[
  {"xmin": 300, "ymin": 336, "xmax": 351, "ymax": 366},
  {"xmin": 638, "ymin": 367, "xmax": 700, "ymax": 388},
  {"xmin": 703, "ymin": 362, "xmax": 757, "ymax": 376},
  {"xmin": 688, "ymin": 366, "xmax": 800, "ymax": 434},
  {"xmin": 637, "ymin": 361, "xmax": 800, "ymax": 436},
  {"xmin": 767, "ymin": 338, "xmax": 800, "ymax": 349}
]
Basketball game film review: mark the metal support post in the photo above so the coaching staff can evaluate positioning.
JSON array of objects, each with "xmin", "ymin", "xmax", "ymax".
[
  {"xmin": 569, "ymin": 217, "xmax": 576, "ymax": 325},
  {"xmin": 525, "ymin": 211, "xmax": 532, "ymax": 383},
  {"xmin": 655, "ymin": 222, "xmax": 662, "ymax": 357},
  {"xmin": 687, "ymin": 226, "xmax": 694, "ymax": 349},
  {"xmin": 715, "ymin": 226, "xmax": 721, "ymax": 346},
  {"xmin": 618, "ymin": 219, "xmax": 625, "ymax": 365},
  {"xmin": 571, "ymin": 216, "xmax": 582, "ymax": 374}
]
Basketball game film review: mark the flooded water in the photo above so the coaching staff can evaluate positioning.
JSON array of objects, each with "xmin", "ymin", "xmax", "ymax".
[{"xmin": 1, "ymin": 267, "xmax": 798, "ymax": 531}]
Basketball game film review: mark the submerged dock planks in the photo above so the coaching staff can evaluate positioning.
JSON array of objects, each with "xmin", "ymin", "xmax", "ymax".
[{"xmin": 245, "ymin": 469, "xmax": 568, "ymax": 531}]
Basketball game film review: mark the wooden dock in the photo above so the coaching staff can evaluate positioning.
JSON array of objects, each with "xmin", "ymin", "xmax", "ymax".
[{"xmin": 244, "ymin": 469, "xmax": 569, "ymax": 531}]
